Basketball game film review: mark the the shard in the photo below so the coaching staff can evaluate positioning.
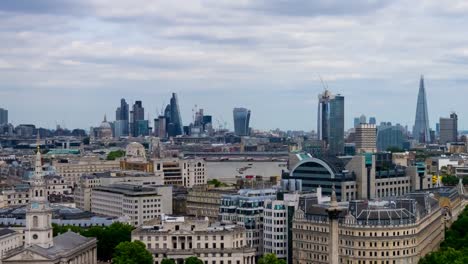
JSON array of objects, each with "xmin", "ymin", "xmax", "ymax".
[{"xmin": 413, "ymin": 75, "xmax": 431, "ymax": 143}]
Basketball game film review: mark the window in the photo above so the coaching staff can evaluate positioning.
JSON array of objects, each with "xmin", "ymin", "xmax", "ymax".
[{"xmin": 33, "ymin": 216, "xmax": 39, "ymax": 228}]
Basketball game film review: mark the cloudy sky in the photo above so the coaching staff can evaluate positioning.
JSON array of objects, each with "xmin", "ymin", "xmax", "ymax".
[{"xmin": 1, "ymin": 0, "xmax": 468, "ymax": 131}]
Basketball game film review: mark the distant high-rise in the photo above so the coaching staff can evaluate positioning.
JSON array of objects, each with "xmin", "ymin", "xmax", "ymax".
[
  {"xmin": 413, "ymin": 76, "xmax": 431, "ymax": 143},
  {"xmin": 170, "ymin": 93, "xmax": 183, "ymax": 136},
  {"xmin": 353, "ymin": 117, "xmax": 360, "ymax": 128},
  {"xmin": 355, "ymin": 124, "xmax": 377, "ymax": 153},
  {"xmin": 131, "ymin": 101, "xmax": 147, "ymax": 136},
  {"xmin": 439, "ymin": 113, "xmax": 458, "ymax": 144},
  {"xmin": 0, "ymin": 108, "xmax": 8, "ymax": 125},
  {"xmin": 164, "ymin": 93, "xmax": 183, "ymax": 137},
  {"xmin": 369, "ymin": 117, "xmax": 376, "ymax": 125},
  {"xmin": 233, "ymin": 108, "xmax": 251, "ymax": 136},
  {"xmin": 318, "ymin": 90, "xmax": 344, "ymax": 155},
  {"xmin": 377, "ymin": 122, "xmax": 404, "ymax": 151},
  {"xmin": 115, "ymin": 99, "xmax": 129, "ymax": 137}
]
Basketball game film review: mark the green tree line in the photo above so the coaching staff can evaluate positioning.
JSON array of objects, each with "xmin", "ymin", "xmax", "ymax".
[{"xmin": 419, "ymin": 206, "xmax": 468, "ymax": 263}]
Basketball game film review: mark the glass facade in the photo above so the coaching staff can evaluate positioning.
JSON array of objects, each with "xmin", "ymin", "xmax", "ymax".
[{"xmin": 233, "ymin": 108, "xmax": 251, "ymax": 136}]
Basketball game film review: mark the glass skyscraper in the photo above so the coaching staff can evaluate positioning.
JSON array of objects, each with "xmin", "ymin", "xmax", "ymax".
[
  {"xmin": 0, "ymin": 108, "xmax": 8, "ymax": 125},
  {"xmin": 317, "ymin": 90, "xmax": 344, "ymax": 156},
  {"xmin": 233, "ymin": 107, "xmax": 251, "ymax": 136},
  {"xmin": 115, "ymin": 98, "xmax": 129, "ymax": 137},
  {"xmin": 413, "ymin": 76, "xmax": 431, "ymax": 143},
  {"xmin": 164, "ymin": 93, "xmax": 183, "ymax": 137}
]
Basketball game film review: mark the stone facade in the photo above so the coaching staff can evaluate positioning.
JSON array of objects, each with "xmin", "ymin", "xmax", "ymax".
[{"xmin": 132, "ymin": 216, "xmax": 256, "ymax": 264}]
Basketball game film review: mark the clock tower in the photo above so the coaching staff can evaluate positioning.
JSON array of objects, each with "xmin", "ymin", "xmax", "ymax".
[{"xmin": 24, "ymin": 140, "xmax": 54, "ymax": 248}]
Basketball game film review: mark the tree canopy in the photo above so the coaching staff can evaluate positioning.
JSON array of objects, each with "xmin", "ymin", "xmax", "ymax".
[
  {"xmin": 419, "ymin": 206, "xmax": 468, "ymax": 263},
  {"xmin": 258, "ymin": 253, "xmax": 287, "ymax": 264},
  {"xmin": 53, "ymin": 222, "xmax": 133, "ymax": 262},
  {"xmin": 162, "ymin": 258, "xmax": 176, "ymax": 264},
  {"xmin": 185, "ymin": 256, "xmax": 204, "ymax": 264},
  {"xmin": 113, "ymin": 240, "xmax": 154, "ymax": 264},
  {"xmin": 207, "ymin": 179, "xmax": 228, "ymax": 187},
  {"xmin": 441, "ymin": 175, "xmax": 459, "ymax": 186},
  {"xmin": 107, "ymin": 150, "xmax": 126, "ymax": 160}
]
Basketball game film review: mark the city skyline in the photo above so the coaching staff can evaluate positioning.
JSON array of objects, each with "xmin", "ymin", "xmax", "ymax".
[{"xmin": 1, "ymin": 1, "xmax": 468, "ymax": 130}]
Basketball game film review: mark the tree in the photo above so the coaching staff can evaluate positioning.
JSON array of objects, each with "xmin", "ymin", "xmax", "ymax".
[
  {"xmin": 82, "ymin": 137, "xmax": 90, "ymax": 145},
  {"xmin": 113, "ymin": 241, "xmax": 153, "ymax": 264},
  {"xmin": 162, "ymin": 258, "xmax": 176, "ymax": 264},
  {"xmin": 207, "ymin": 179, "xmax": 228, "ymax": 187},
  {"xmin": 185, "ymin": 256, "xmax": 204, "ymax": 264},
  {"xmin": 107, "ymin": 150, "xmax": 125, "ymax": 160},
  {"xmin": 258, "ymin": 253, "xmax": 286, "ymax": 264},
  {"xmin": 53, "ymin": 222, "xmax": 133, "ymax": 262},
  {"xmin": 386, "ymin": 146, "xmax": 404, "ymax": 153},
  {"xmin": 441, "ymin": 175, "xmax": 459, "ymax": 186},
  {"xmin": 419, "ymin": 206, "xmax": 468, "ymax": 263}
]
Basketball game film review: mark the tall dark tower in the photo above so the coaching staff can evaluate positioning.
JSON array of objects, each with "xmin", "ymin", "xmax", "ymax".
[
  {"xmin": 115, "ymin": 98, "xmax": 129, "ymax": 137},
  {"xmin": 170, "ymin": 93, "xmax": 183, "ymax": 136},
  {"xmin": 317, "ymin": 90, "xmax": 344, "ymax": 156},
  {"xmin": 413, "ymin": 75, "xmax": 431, "ymax": 143}
]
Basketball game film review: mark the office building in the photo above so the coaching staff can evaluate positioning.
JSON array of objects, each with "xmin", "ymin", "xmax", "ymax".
[
  {"xmin": 154, "ymin": 158, "xmax": 207, "ymax": 188},
  {"xmin": 91, "ymin": 184, "xmax": 172, "ymax": 226},
  {"xmin": 115, "ymin": 98, "xmax": 129, "ymax": 137},
  {"xmin": 164, "ymin": 93, "xmax": 183, "ymax": 137},
  {"xmin": 219, "ymin": 188, "xmax": 278, "ymax": 256},
  {"xmin": 233, "ymin": 108, "xmax": 251, "ymax": 136},
  {"xmin": 74, "ymin": 170, "xmax": 164, "ymax": 211},
  {"xmin": 413, "ymin": 75, "xmax": 431, "ymax": 143},
  {"xmin": 353, "ymin": 117, "xmax": 360, "ymax": 128},
  {"xmin": 186, "ymin": 185, "xmax": 238, "ymax": 221},
  {"xmin": 131, "ymin": 100, "xmax": 148, "ymax": 136},
  {"xmin": 377, "ymin": 122, "xmax": 405, "ymax": 151},
  {"xmin": 0, "ymin": 108, "xmax": 7, "ymax": 125},
  {"xmin": 369, "ymin": 117, "xmax": 376, "ymax": 125},
  {"xmin": 153, "ymin": 115, "xmax": 167, "ymax": 138},
  {"xmin": 292, "ymin": 192, "xmax": 446, "ymax": 264},
  {"xmin": 284, "ymin": 154, "xmax": 433, "ymax": 201},
  {"xmin": 52, "ymin": 157, "xmax": 120, "ymax": 186},
  {"xmin": 132, "ymin": 215, "xmax": 256, "ymax": 264},
  {"xmin": 355, "ymin": 124, "xmax": 377, "ymax": 153},
  {"xmin": 317, "ymin": 90, "xmax": 344, "ymax": 155},
  {"xmin": 439, "ymin": 112, "xmax": 458, "ymax": 144}
]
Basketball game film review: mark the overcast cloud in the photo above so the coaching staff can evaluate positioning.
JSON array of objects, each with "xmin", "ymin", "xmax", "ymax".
[{"xmin": 1, "ymin": 0, "xmax": 467, "ymax": 131}]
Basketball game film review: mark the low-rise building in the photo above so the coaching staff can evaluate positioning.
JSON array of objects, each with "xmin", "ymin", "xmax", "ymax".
[
  {"xmin": 219, "ymin": 188, "xmax": 278, "ymax": 256},
  {"xmin": 53, "ymin": 157, "xmax": 120, "ymax": 186},
  {"xmin": 91, "ymin": 183, "xmax": 172, "ymax": 226},
  {"xmin": 0, "ymin": 229, "xmax": 22, "ymax": 260},
  {"xmin": 132, "ymin": 215, "xmax": 256, "ymax": 264},
  {"xmin": 74, "ymin": 171, "xmax": 164, "ymax": 211},
  {"xmin": 186, "ymin": 185, "xmax": 238, "ymax": 221}
]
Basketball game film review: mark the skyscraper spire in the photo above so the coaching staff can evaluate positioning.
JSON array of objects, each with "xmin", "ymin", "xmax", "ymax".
[{"xmin": 413, "ymin": 75, "xmax": 431, "ymax": 143}]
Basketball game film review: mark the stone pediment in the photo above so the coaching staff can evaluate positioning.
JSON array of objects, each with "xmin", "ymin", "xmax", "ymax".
[{"xmin": 3, "ymin": 248, "xmax": 51, "ymax": 262}]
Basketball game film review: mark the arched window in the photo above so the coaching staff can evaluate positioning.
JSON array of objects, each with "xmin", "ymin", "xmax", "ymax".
[
  {"xmin": 35, "ymin": 190, "xmax": 38, "ymax": 197},
  {"xmin": 33, "ymin": 216, "xmax": 39, "ymax": 228},
  {"xmin": 40, "ymin": 190, "xmax": 43, "ymax": 197}
]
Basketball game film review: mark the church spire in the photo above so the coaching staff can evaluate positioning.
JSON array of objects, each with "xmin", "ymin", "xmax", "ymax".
[{"xmin": 34, "ymin": 134, "xmax": 43, "ymax": 179}]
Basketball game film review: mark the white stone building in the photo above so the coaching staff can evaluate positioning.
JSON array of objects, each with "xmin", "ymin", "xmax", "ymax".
[
  {"xmin": 91, "ymin": 183, "xmax": 172, "ymax": 226},
  {"xmin": 132, "ymin": 215, "xmax": 256, "ymax": 264}
]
